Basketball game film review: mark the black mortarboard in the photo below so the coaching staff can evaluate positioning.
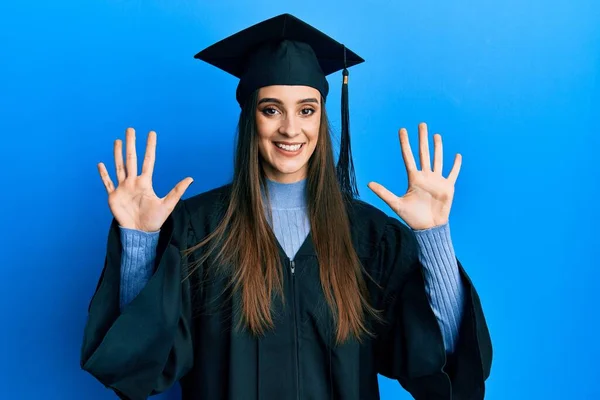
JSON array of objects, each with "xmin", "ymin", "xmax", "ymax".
[{"xmin": 194, "ymin": 13, "xmax": 363, "ymax": 198}]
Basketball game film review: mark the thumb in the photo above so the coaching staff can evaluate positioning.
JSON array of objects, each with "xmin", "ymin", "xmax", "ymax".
[
  {"xmin": 163, "ymin": 177, "xmax": 194, "ymax": 210},
  {"xmin": 368, "ymin": 181, "xmax": 398, "ymax": 210}
]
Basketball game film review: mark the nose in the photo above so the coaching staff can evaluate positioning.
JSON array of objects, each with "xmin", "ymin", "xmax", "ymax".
[{"xmin": 278, "ymin": 115, "xmax": 301, "ymax": 137}]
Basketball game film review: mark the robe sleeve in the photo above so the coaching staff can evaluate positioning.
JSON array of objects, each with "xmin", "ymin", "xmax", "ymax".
[
  {"xmin": 374, "ymin": 217, "xmax": 493, "ymax": 400},
  {"xmin": 80, "ymin": 200, "xmax": 195, "ymax": 400}
]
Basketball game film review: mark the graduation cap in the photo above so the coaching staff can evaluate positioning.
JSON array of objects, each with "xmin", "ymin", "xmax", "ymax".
[{"xmin": 194, "ymin": 13, "xmax": 363, "ymax": 198}]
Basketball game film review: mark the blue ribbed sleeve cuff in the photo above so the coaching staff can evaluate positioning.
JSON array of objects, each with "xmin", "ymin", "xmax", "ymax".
[
  {"xmin": 119, "ymin": 227, "xmax": 160, "ymax": 310},
  {"xmin": 412, "ymin": 222, "xmax": 465, "ymax": 353}
]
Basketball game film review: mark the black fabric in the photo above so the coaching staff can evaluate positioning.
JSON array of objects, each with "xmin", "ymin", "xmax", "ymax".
[
  {"xmin": 80, "ymin": 184, "xmax": 493, "ymax": 400},
  {"xmin": 193, "ymin": 13, "xmax": 363, "ymax": 106}
]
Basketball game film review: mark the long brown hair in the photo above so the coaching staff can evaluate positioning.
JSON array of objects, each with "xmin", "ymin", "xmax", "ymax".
[{"xmin": 183, "ymin": 90, "xmax": 380, "ymax": 344}]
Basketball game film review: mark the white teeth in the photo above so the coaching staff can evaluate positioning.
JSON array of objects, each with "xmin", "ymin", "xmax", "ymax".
[{"xmin": 275, "ymin": 143, "xmax": 302, "ymax": 151}]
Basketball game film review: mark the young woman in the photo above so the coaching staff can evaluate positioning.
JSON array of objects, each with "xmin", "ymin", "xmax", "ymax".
[{"xmin": 81, "ymin": 14, "xmax": 492, "ymax": 400}]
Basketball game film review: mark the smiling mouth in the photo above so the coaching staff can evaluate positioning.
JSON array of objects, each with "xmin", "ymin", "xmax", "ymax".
[{"xmin": 274, "ymin": 142, "xmax": 304, "ymax": 152}]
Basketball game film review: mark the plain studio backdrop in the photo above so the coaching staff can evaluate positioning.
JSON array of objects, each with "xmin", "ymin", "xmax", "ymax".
[{"xmin": 0, "ymin": 1, "xmax": 598, "ymax": 399}]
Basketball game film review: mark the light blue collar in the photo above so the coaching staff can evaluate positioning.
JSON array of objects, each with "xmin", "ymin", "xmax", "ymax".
[{"xmin": 265, "ymin": 178, "xmax": 307, "ymax": 210}]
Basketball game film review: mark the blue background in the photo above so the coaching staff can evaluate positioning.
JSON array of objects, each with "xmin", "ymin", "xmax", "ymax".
[{"xmin": 1, "ymin": 0, "xmax": 598, "ymax": 399}]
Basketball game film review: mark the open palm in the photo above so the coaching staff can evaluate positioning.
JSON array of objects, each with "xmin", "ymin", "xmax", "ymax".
[
  {"xmin": 97, "ymin": 128, "xmax": 194, "ymax": 232},
  {"xmin": 368, "ymin": 123, "xmax": 461, "ymax": 231}
]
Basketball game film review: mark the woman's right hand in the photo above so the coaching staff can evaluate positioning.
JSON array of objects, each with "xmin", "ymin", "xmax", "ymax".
[{"xmin": 97, "ymin": 127, "xmax": 194, "ymax": 232}]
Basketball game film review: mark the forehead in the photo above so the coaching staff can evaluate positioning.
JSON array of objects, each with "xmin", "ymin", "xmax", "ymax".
[{"xmin": 258, "ymin": 85, "xmax": 321, "ymax": 101}]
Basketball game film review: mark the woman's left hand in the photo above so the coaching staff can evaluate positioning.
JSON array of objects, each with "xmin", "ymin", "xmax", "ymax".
[{"xmin": 368, "ymin": 122, "xmax": 462, "ymax": 231}]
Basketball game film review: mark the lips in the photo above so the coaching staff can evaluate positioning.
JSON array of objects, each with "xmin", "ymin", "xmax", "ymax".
[
  {"xmin": 272, "ymin": 141, "xmax": 305, "ymax": 157},
  {"xmin": 275, "ymin": 142, "xmax": 303, "ymax": 151}
]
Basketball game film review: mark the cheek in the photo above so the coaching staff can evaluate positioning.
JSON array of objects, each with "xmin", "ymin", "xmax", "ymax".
[
  {"xmin": 255, "ymin": 114, "xmax": 268, "ymax": 138},
  {"xmin": 256, "ymin": 116, "xmax": 274, "ymax": 155},
  {"xmin": 306, "ymin": 119, "xmax": 320, "ymax": 146}
]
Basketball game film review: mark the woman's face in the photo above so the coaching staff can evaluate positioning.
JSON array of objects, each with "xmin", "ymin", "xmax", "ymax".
[{"xmin": 256, "ymin": 85, "xmax": 321, "ymax": 183}]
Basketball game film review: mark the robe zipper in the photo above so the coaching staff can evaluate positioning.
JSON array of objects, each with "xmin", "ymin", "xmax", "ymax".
[{"xmin": 290, "ymin": 258, "xmax": 300, "ymax": 400}]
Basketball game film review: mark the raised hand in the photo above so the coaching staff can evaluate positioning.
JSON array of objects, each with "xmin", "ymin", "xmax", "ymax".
[
  {"xmin": 97, "ymin": 127, "xmax": 194, "ymax": 232},
  {"xmin": 368, "ymin": 123, "xmax": 461, "ymax": 231}
]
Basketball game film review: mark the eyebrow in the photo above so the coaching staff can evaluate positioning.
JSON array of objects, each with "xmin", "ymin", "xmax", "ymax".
[{"xmin": 258, "ymin": 97, "xmax": 320, "ymax": 105}]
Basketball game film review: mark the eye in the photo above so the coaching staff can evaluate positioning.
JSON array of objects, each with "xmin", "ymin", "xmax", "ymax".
[
  {"xmin": 261, "ymin": 107, "xmax": 279, "ymax": 116},
  {"xmin": 300, "ymin": 107, "xmax": 316, "ymax": 116}
]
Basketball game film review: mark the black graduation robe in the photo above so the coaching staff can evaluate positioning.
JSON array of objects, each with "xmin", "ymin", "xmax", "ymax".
[{"xmin": 80, "ymin": 184, "xmax": 492, "ymax": 400}]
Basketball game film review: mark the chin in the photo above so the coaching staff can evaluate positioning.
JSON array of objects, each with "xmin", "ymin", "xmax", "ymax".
[
  {"xmin": 274, "ymin": 164, "xmax": 304, "ymax": 175},
  {"xmin": 267, "ymin": 160, "xmax": 308, "ymax": 181}
]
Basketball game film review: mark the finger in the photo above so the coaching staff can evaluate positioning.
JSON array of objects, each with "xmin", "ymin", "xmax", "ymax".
[
  {"xmin": 399, "ymin": 128, "xmax": 417, "ymax": 174},
  {"xmin": 141, "ymin": 131, "xmax": 157, "ymax": 177},
  {"xmin": 367, "ymin": 181, "xmax": 398, "ymax": 209},
  {"xmin": 433, "ymin": 133, "xmax": 443, "ymax": 174},
  {"xmin": 163, "ymin": 177, "xmax": 194, "ymax": 210},
  {"xmin": 97, "ymin": 162, "xmax": 115, "ymax": 194},
  {"xmin": 447, "ymin": 153, "xmax": 462, "ymax": 184},
  {"xmin": 418, "ymin": 122, "xmax": 431, "ymax": 171},
  {"xmin": 125, "ymin": 127, "xmax": 137, "ymax": 178},
  {"xmin": 114, "ymin": 139, "xmax": 125, "ymax": 183}
]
